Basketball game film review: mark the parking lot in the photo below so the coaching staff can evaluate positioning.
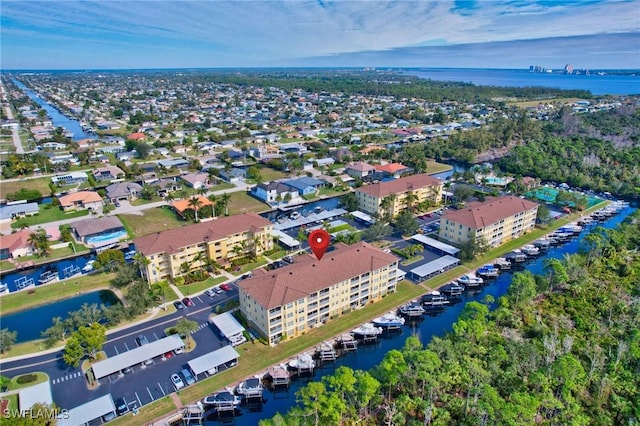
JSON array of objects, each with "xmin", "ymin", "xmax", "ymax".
[{"xmin": 50, "ymin": 285, "xmax": 239, "ymax": 412}]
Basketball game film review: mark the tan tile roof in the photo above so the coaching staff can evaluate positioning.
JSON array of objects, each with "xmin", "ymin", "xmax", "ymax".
[
  {"xmin": 0, "ymin": 229, "xmax": 33, "ymax": 251},
  {"xmin": 134, "ymin": 213, "xmax": 272, "ymax": 256},
  {"xmin": 374, "ymin": 163, "xmax": 407, "ymax": 173},
  {"xmin": 58, "ymin": 191, "xmax": 102, "ymax": 207},
  {"xmin": 347, "ymin": 161, "xmax": 376, "ymax": 172},
  {"xmin": 172, "ymin": 196, "xmax": 213, "ymax": 214},
  {"xmin": 356, "ymin": 173, "xmax": 443, "ymax": 198},
  {"xmin": 442, "ymin": 196, "xmax": 539, "ymax": 229},
  {"xmin": 239, "ymin": 242, "xmax": 397, "ymax": 309}
]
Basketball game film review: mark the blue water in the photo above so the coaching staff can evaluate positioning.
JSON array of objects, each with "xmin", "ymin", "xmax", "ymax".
[
  {"xmin": 403, "ymin": 68, "xmax": 640, "ymax": 96},
  {"xmin": 0, "ymin": 290, "xmax": 120, "ymax": 343},
  {"xmin": 11, "ymin": 78, "xmax": 92, "ymax": 140},
  {"xmin": 0, "ymin": 254, "xmax": 96, "ymax": 293},
  {"xmin": 86, "ymin": 230, "xmax": 128, "ymax": 245},
  {"xmin": 214, "ymin": 203, "xmax": 636, "ymax": 425}
]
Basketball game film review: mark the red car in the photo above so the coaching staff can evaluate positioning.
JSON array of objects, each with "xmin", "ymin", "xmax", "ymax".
[
  {"xmin": 182, "ymin": 297, "xmax": 194, "ymax": 307},
  {"xmin": 220, "ymin": 283, "xmax": 231, "ymax": 292}
]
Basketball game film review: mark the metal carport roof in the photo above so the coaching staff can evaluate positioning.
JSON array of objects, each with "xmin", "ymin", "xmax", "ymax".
[
  {"xmin": 411, "ymin": 234, "xmax": 460, "ymax": 256},
  {"xmin": 57, "ymin": 393, "xmax": 115, "ymax": 426},
  {"xmin": 210, "ymin": 312, "xmax": 245, "ymax": 340},
  {"xmin": 92, "ymin": 334, "xmax": 184, "ymax": 379},
  {"xmin": 19, "ymin": 381, "xmax": 53, "ymax": 412},
  {"xmin": 188, "ymin": 345, "xmax": 240, "ymax": 377},
  {"xmin": 409, "ymin": 255, "xmax": 460, "ymax": 281},
  {"xmin": 273, "ymin": 229, "xmax": 300, "ymax": 248}
]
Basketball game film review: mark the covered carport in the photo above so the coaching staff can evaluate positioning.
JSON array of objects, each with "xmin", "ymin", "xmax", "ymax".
[
  {"xmin": 411, "ymin": 234, "xmax": 460, "ymax": 256},
  {"xmin": 92, "ymin": 334, "xmax": 184, "ymax": 380},
  {"xmin": 210, "ymin": 312, "xmax": 247, "ymax": 346},
  {"xmin": 19, "ymin": 381, "xmax": 53, "ymax": 412},
  {"xmin": 351, "ymin": 210, "xmax": 375, "ymax": 225},
  {"xmin": 57, "ymin": 393, "xmax": 115, "ymax": 426},
  {"xmin": 273, "ymin": 229, "xmax": 300, "ymax": 249},
  {"xmin": 408, "ymin": 255, "xmax": 460, "ymax": 282},
  {"xmin": 188, "ymin": 345, "xmax": 240, "ymax": 379}
]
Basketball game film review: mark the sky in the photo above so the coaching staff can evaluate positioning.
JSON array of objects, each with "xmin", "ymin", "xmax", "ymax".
[{"xmin": 1, "ymin": 0, "xmax": 639, "ymax": 70}]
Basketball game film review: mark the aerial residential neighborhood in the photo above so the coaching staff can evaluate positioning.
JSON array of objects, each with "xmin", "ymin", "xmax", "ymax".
[{"xmin": 0, "ymin": 67, "xmax": 637, "ymax": 426}]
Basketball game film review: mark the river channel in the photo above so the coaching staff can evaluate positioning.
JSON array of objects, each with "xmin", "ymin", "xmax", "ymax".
[
  {"xmin": 12, "ymin": 78, "xmax": 92, "ymax": 141},
  {"xmin": 206, "ymin": 203, "xmax": 636, "ymax": 425}
]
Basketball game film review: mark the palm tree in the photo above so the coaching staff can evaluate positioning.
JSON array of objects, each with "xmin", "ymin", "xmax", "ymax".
[
  {"xmin": 133, "ymin": 253, "xmax": 151, "ymax": 287},
  {"xmin": 28, "ymin": 228, "xmax": 50, "ymax": 257},
  {"xmin": 163, "ymin": 193, "xmax": 175, "ymax": 204},
  {"xmin": 187, "ymin": 196, "xmax": 203, "ymax": 222},
  {"xmin": 404, "ymin": 190, "xmax": 419, "ymax": 213},
  {"xmin": 220, "ymin": 192, "xmax": 231, "ymax": 216}
]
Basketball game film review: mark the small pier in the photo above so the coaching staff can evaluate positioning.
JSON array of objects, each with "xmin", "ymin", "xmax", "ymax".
[
  {"xmin": 15, "ymin": 276, "xmax": 35, "ymax": 290},
  {"xmin": 336, "ymin": 333, "xmax": 358, "ymax": 352},
  {"xmin": 63, "ymin": 265, "xmax": 80, "ymax": 278},
  {"xmin": 265, "ymin": 364, "xmax": 290, "ymax": 389},
  {"xmin": 181, "ymin": 402, "xmax": 205, "ymax": 424},
  {"xmin": 316, "ymin": 341, "xmax": 337, "ymax": 364}
]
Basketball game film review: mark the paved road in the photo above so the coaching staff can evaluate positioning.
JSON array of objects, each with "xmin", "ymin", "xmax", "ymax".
[{"xmin": 0, "ymin": 83, "xmax": 25, "ymax": 154}]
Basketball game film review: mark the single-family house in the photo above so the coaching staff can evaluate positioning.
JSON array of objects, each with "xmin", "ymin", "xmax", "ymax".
[
  {"xmin": 92, "ymin": 166, "xmax": 124, "ymax": 181},
  {"xmin": 345, "ymin": 161, "xmax": 376, "ymax": 178},
  {"xmin": 219, "ymin": 168, "xmax": 246, "ymax": 182},
  {"xmin": 58, "ymin": 191, "xmax": 104, "ymax": 212},
  {"xmin": 105, "ymin": 182, "xmax": 143, "ymax": 203},
  {"xmin": 171, "ymin": 196, "xmax": 214, "ymax": 219},
  {"xmin": 284, "ymin": 177, "xmax": 324, "ymax": 196},
  {"xmin": 0, "ymin": 229, "xmax": 35, "ymax": 259},
  {"xmin": 180, "ymin": 173, "xmax": 210, "ymax": 190},
  {"xmin": 52, "ymin": 172, "xmax": 88, "ymax": 186},
  {"xmin": 72, "ymin": 216, "xmax": 127, "ymax": 246},
  {"xmin": 157, "ymin": 158, "xmax": 190, "ymax": 170},
  {"xmin": 252, "ymin": 182, "xmax": 299, "ymax": 204},
  {"xmin": 374, "ymin": 163, "xmax": 410, "ymax": 178},
  {"xmin": 150, "ymin": 178, "xmax": 182, "ymax": 197}
]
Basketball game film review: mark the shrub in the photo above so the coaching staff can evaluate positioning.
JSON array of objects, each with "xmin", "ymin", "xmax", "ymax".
[{"xmin": 16, "ymin": 374, "xmax": 37, "ymax": 385}]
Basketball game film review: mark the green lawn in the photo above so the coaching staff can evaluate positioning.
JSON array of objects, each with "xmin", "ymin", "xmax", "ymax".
[
  {"xmin": 259, "ymin": 167, "xmax": 290, "ymax": 181},
  {"xmin": 180, "ymin": 276, "xmax": 227, "ymax": 296},
  {"xmin": 425, "ymin": 160, "xmax": 453, "ymax": 175},
  {"xmin": 11, "ymin": 205, "xmax": 89, "ymax": 229},
  {"xmin": 118, "ymin": 206, "xmax": 187, "ymax": 238},
  {"xmin": 0, "ymin": 176, "xmax": 53, "ymax": 198},
  {"xmin": 227, "ymin": 191, "xmax": 270, "ymax": 215}
]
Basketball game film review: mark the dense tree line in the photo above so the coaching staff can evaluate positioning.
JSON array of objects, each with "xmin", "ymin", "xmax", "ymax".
[{"xmin": 262, "ymin": 211, "xmax": 640, "ymax": 425}]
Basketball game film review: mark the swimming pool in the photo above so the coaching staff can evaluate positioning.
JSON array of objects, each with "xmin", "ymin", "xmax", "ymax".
[
  {"xmin": 86, "ymin": 229, "xmax": 128, "ymax": 245},
  {"xmin": 484, "ymin": 176, "xmax": 510, "ymax": 186}
]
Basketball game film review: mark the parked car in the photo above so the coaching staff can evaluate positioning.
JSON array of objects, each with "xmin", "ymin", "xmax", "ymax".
[
  {"xmin": 204, "ymin": 288, "xmax": 216, "ymax": 297},
  {"xmin": 136, "ymin": 335, "xmax": 149, "ymax": 346},
  {"xmin": 163, "ymin": 351, "xmax": 174, "ymax": 359},
  {"xmin": 171, "ymin": 373, "xmax": 185, "ymax": 390},
  {"xmin": 102, "ymin": 411, "xmax": 116, "ymax": 422},
  {"xmin": 114, "ymin": 201, "xmax": 121, "ymax": 208},
  {"xmin": 115, "ymin": 398, "xmax": 130, "ymax": 416},
  {"xmin": 173, "ymin": 346, "xmax": 184, "ymax": 355},
  {"xmin": 181, "ymin": 368, "xmax": 196, "ymax": 386},
  {"xmin": 220, "ymin": 283, "xmax": 231, "ymax": 292},
  {"xmin": 121, "ymin": 366, "xmax": 133, "ymax": 374},
  {"xmin": 212, "ymin": 286, "xmax": 224, "ymax": 294},
  {"xmin": 182, "ymin": 297, "xmax": 194, "ymax": 307},
  {"xmin": 174, "ymin": 300, "xmax": 185, "ymax": 310}
]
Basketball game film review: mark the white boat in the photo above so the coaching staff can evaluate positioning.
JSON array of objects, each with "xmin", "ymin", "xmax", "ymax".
[
  {"xmin": 203, "ymin": 389, "xmax": 241, "ymax": 409},
  {"xmin": 457, "ymin": 273, "xmax": 484, "ymax": 287},
  {"xmin": 421, "ymin": 290, "xmax": 450, "ymax": 307},
  {"xmin": 82, "ymin": 260, "xmax": 96, "ymax": 272},
  {"xmin": 439, "ymin": 282, "xmax": 464, "ymax": 297},
  {"xmin": 38, "ymin": 270, "xmax": 59, "ymax": 285},
  {"xmin": 0, "ymin": 283, "xmax": 9, "ymax": 295},
  {"xmin": 532, "ymin": 239, "xmax": 551, "ymax": 250},
  {"xmin": 352, "ymin": 322, "xmax": 383, "ymax": 338},
  {"xmin": 288, "ymin": 353, "xmax": 315, "ymax": 371},
  {"xmin": 235, "ymin": 376, "xmax": 263, "ymax": 398},
  {"xmin": 124, "ymin": 250, "xmax": 136, "ymax": 261},
  {"xmin": 398, "ymin": 302, "xmax": 425, "ymax": 317},
  {"xmin": 493, "ymin": 257, "xmax": 512, "ymax": 270},
  {"xmin": 505, "ymin": 250, "xmax": 527, "ymax": 263},
  {"xmin": 477, "ymin": 264, "xmax": 499, "ymax": 277},
  {"xmin": 372, "ymin": 312, "xmax": 406, "ymax": 328},
  {"xmin": 521, "ymin": 244, "xmax": 540, "ymax": 256}
]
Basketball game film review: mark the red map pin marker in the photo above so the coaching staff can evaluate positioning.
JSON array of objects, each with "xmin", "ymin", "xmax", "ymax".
[{"xmin": 308, "ymin": 229, "xmax": 330, "ymax": 260}]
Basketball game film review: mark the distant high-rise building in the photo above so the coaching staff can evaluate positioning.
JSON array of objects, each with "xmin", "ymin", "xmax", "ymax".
[{"xmin": 564, "ymin": 64, "xmax": 574, "ymax": 74}]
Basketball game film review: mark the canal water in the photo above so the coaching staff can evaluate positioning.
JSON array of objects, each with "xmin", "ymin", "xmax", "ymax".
[
  {"xmin": 1, "ymin": 290, "xmax": 120, "ymax": 343},
  {"xmin": 12, "ymin": 78, "xmax": 92, "ymax": 141},
  {"xmin": 206, "ymin": 203, "xmax": 636, "ymax": 425}
]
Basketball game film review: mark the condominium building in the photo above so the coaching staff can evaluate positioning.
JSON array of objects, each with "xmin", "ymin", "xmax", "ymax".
[
  {"xmin": 355, "ymin": 173, "xmax": 443, "ymax": 217},
  {"xmin": 238, "ymin": 242, "xmax": 400, "ymax": 345},
  {"xmin": 134, "ymin": 213, "xmax": 273, "ymax": 284},
  {"xmin": 439, "ymin": 196, "xmax": 539, "ymax": 247}
]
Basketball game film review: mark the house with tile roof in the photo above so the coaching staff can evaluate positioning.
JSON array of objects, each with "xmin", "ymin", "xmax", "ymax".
[
  {"xmin": 252, "ymin": 182, "xmax": 299, "ymax": 204},
  {"xmin": 171, "ymin": 196, "xmax": 213, "ymax": 219},
  {"xmin": 374, "ymin": 162, "xmax": 411, "ymax": 178},
  {"xmin": 238, "ymin": 242, "xmax": 400, "ymax": 345},
  {"xmin": 58, "ymin": 191, "xmax": 104, "ymax": 212},
  {"xmin": 72, "ymin": 216, "xmax": 127, "ymax": 245},
  {"xmin": 134, "ymin": 213, "xmax": 273, "ymax": 284},
  {"xmin": 355, "ymin": 173, "xmax": 443, "ymax": 217},
  {"xmin": 105, "ymin": 182, "xmax": 143, "ymax": 203},
  {"xmin": 92, "ymin": 166, "xmax": 124, "ymax": 181},
  {"xmin": 439, "ymin": 196, "xmax": 539, "ymax": 247},
  {"xmin": 0, "ymin": 229, "xmax": 35, "ymax": 260},
  {"xmin": 345, "ymin": 161, "xmax": 376, "ymax": 178}
]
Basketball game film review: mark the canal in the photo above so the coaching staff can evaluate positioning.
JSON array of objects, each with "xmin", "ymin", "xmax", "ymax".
[
  {"xmin": 12, "ymin": 78, "xmax": 92, "ymax": 141},
  {"xmin": 204, "ymin": 203, "xmax": 636, "ymax": 425},
  {"xmin": 1, "ymin": 289, "xmax": 120, "ymax": 343}
]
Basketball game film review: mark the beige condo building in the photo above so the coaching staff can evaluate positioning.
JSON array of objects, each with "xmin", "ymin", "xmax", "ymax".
[
  {"xmin": 134, "ymin": 213, "xmax": 273, "ymax": 284},
  {"xmin": 238, "ymin": 242, "xmax": 401, "ymax": 345},
  {"xmin": 439, "ymin": 196, "xmax": 539, "ymax": 247},
  {"xmin": 355, "ymin": 173, "xmax": 443, "ymax": 218}
]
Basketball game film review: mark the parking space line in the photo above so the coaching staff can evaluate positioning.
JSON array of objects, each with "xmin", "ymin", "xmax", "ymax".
[
  {"xmin": 196, "ymin": 295, "xmax": 203, "ymax": 303},
  {"xmin": 124, "ymin": 342, "xmax": 129, "ymax": 351},
  {"xmin": 153, "ymin": 332, "xmax": 159, "ymax": 341},
  {"xmin": 158, "ymin": 382, "xmax": 165, "ymax": 396},
  {"xmin": 135, "ymin": 392, "xmax": 142, "ymax": 407},
  {"xmin": 147, "ymin": 387, "xmax": 154, "ymax": 401},
  {"xmin": 114, "ymin": 346, "xmax": 119, "ymax": 355}
]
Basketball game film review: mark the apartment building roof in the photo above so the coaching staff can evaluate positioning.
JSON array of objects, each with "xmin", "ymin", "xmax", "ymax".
[
  {"xmin": 239, "ymin": 242, "xmax": 397, "ymax": 309},
  {"xmin": 134, "ymin": 213, "xmax": 272, "ymax": 256},
  {"xmin": 356, "ymin": 173, "xmax": 442, "ymax": 198},
  {"xmin": 442, "ymin": 196, "xmax": 539, "ymax": 229}
]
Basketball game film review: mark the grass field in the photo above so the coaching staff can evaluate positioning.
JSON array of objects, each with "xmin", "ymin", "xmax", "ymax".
[
  {"xmin": 425, "ymin": 160, "xmax": 453, "ymax": 175},
  {"xmin": 11, "ymin": 204, "xmax": 89, "ymax": 229},
  {"xmin": 0, "ymin": 176, "xmax": 53, "ymax": 198},
  {"xmin": 180, "ymin": 276, "xmax": 227, "ymax": 296},
  {"xmin": 227, "ymin": 191, "xmax": 270, "ymax": 215},
  {"xmin": 507, "ymin": 97, "xmax": 584, "ymax": 108},
  {"xmin": 118, "ymin": 206, "xmax": 187, "ymax": 238},
  {"xmin": 259, "ymin": 167, "xmax": 290, "ymax": 181}
]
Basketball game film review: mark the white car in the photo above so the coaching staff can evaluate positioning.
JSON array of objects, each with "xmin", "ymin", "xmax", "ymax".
[{"xmin": 171, "ymin": 373, "xmax": 184, "ymax": 390}]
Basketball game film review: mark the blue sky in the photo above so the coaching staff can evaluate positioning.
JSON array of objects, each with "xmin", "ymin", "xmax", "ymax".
[{"xmin": 1, "ymin": 0, "xmax": 639, "ymax": 70}]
